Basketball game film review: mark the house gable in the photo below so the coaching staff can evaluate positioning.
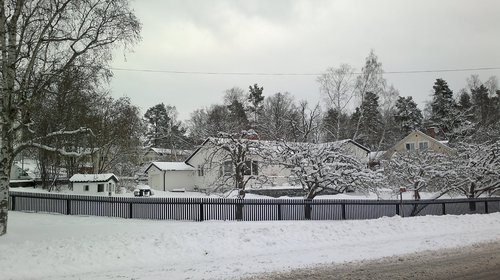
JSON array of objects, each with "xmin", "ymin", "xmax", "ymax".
[{"xmin": 383, "ymin": 130, "xmax": 455, "ymax": 159}]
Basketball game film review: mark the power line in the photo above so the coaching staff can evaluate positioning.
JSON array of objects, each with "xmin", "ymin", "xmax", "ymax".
[{"xmin": 110, "ymin": 66, "xmax": 500, "ymax": 76}]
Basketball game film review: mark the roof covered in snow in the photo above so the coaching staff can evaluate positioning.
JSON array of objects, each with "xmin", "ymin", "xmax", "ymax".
[
  {"xmin": 145, "ymin": 162, "xmax": 195, "ymax": 173},
  {"xmin": 69, "ymin": 173, "xmax": 119, "ymax": 183},
  {"xmin": 147, "ymin": 148, "xmax": 192, "ymax": 156}
]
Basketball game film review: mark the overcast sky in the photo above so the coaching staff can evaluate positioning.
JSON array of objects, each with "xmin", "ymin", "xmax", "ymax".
[{"xmin": 110, "ymin": 0, "xmax": 500, "ymax": 121}]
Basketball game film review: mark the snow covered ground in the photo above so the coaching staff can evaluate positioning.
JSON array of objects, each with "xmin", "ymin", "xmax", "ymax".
[{"xmin": 1, "ymin": 212, "xmax": 500, "ymax": 280}]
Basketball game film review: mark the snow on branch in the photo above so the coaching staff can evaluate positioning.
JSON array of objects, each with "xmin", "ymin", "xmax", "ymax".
[{"xmin": 14, "ymin": 127, "xmax": 94, "ymax": 156}]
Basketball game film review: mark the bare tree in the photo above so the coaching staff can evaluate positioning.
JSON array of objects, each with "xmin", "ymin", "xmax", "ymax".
[
  {"xmin": 0, "ymin": 0, "xmax": 141, "ymax": 236},
  {"xmin": 317, "ymin": 64, "xmax": 356, "ymax": 141},
  {"xmin": 290, "ymin": 101, "xmax": 322, "ymax": 143}
]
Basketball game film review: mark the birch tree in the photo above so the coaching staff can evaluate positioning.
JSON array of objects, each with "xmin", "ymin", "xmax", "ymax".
[
  {"xmin": 317, "ymin": 64, "xmax": 356, "ymax": 141},
  {"xmin": 0, "ymin": 0, "xmax": 141, "ymax": 236}
]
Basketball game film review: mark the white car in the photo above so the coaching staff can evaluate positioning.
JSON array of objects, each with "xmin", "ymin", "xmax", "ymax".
[{"xmin": 133, "ymin": 185, "xmax": 154, "ymax": 197}]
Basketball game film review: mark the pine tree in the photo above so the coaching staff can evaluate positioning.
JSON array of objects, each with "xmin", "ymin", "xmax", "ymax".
[
  {"xmin": 350, "ymin": 92, "xmax": 383, "ymax": 148},
  {"xmin": 430, "ymin": 79, "xmax": 457, "ymax": 134},
  {"xmin": 228, "ymin": 99, "xmax": 249, "ymax": 133},
  {"xmin": 144, "ymin": 103, "xmax": 170, "ymax": 147},
  {"xmin": 247, "ymin": 84, "xmax": 264, "ymax": 124},
  {"xmin": 471, "ymin": 84, "xmax": 494, "ymax": 125},
  {"xmin": 322, "ymin": 108, "xmax": 350, "ymax": 141},
  {"xmin": 394, "ymin": 96, "xmax": 423, "ymax": 134}
]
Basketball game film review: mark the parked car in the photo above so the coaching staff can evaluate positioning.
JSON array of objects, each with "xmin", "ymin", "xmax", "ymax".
[{"xmin": 134, "ymin": 185, "xmax": 154, "ymax": 197}]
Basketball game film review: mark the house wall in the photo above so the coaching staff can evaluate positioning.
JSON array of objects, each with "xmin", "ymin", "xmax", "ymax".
[
  {"xmin": 10, "ymin": 165, "xmax": 32, "ymax": 181},
  {"xmin": 385, "ymin": 131, "xmax": 454, "ymax": 159},
  {"xmin": 72, "ymin": 180, "xmax": 117, "ymax": 195},
  {"xmin": 341, "ymin": 143, "xmax": 369, "ymax": 163},
  {"xmin": 147, "ymin": 167, "xmax": 195, "ymax": 191},
  {"xmin": 187, "ymin": 147, "xmax": 292, "ymax": 190}
]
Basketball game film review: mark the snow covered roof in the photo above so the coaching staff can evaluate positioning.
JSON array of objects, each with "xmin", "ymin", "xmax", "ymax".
[
  {"xmin": 148, "ymin": 148, "xmax": 192, "ymax": 156},
  {"xmin": 69, "ymin": 173, "xmax": 119, "ymax": 183},
  {"xmin": 145, "ymin": 162, "xmax": 195, "ymax": 173}
]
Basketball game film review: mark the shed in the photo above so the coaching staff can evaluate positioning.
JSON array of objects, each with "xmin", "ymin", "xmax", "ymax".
[
  {"xmin": 69, "ymin": 173, "xmax": 119, "ymax": 195},
  {"xmin": 145, "ymin": 162, "xmax": 195, "ymax": 192}
]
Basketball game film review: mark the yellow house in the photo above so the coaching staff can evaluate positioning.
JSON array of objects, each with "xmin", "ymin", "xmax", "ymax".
[{"xmin": 383, "ymin": 130, "xmax": 456, "ymax": 159}]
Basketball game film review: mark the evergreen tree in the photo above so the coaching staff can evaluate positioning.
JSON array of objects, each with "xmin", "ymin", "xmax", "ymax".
[
  {"xmin": 144, "ymin": 103, "xmax": 170, "ymax": 147},
  {"xmin": 227, "ymin": 99, "xmax": 249, "ymax": 133},
  {"xmin": 247, "ymin": 84, "xmax": 264, "ymax": 124},
  {"xmin": 350, "ymin": 92, "xmax": 383, "ymax": 148},
  {"xmin": 471, "ymin": 84, "xmax": 494, "ymax": 125},
  {"xmin": 394, "ymin": 96, "xmax": 423, "ymax": 134},
  {"xmin": 322, "ymin": 108, "xmax": 350, "ymax": 142},
  {"xmin": 430, "ymin": 79, "xmax": 457, "ymax": 134},
  {"xmin": 144, "ymin": 104, "xmax": 189, "ymax": 149}
]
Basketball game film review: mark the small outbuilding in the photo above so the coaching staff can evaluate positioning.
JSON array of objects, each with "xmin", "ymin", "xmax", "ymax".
[
  {"xmin": 69, "ymin": 173, "xmax": 119, "ymax": 195},
  {"xmin": 145, "ymin": 162, "xmax": 195, "ymax": 192}
]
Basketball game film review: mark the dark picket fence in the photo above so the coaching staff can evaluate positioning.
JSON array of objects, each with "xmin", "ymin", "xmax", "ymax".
[{"xmin": 8, "ymin": 191, "xmax": 500, "ymax": 221}]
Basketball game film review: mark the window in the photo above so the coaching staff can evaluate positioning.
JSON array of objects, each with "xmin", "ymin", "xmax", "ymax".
[
  {"xmin": 419, "ymin": 142, "xmax": 429, "ymax": 150},
  {"xmin": 97, "ymin": 184, "xmax": 104, "ymax": 192},
  {"xmin": 405, "ymin": 143, "xmax": 415, "ymax": 151},
  {"xmin": 197, "ymin": 165, "xmax": 204, "ymax": 176},
  {"xmin": 220, "ymin": 160, "xmax": 259, "ymax": 176},
  {"xmin": 243, "ymin": 160, "xmax": 259, "ymax": 176},
  {"xmin": 220, "ymin": 161, "xmax": 233, "ymax": 176},
  {"xmin": 84, "ymin": 185, "xmax": 89, "ymax": 191}
]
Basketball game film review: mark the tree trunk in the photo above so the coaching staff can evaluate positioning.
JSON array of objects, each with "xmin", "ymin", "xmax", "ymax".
[{"xmin": 0, "ymin": 141, "xmax": 13, "ymax": 236}]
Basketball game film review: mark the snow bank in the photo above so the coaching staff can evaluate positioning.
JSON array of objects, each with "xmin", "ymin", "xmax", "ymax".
[{"xmin": 1, "ymin": 212, "xmax": 500, "ymax": 279}]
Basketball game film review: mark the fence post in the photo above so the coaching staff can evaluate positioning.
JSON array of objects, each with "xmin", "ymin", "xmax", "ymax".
[
  {"xmin": 199, "ymin": 203, "xmax": 204, "ymax": 221},
  {"xmin": 395, "ymin": 203, "xmax": 400, "ymax": 216},
  {"xmin": 277, "ymin": 203, "xmax": 282, "ymax": 221},
  {"xmin": 341, "ymin": 203, "xmax": 346, "ymax": 220},
  {"xmin": 304, "ymin": 200, "xmax": 311, "ymax": 220},
  {"xmin": 11, "ymin": 195, "xmax": 16, "ymax": 211},
  {"xmin": 441, "ymin": 203, "xmax": 446, "ymax": 215},
  {"xmin": 66, "ymin": 199, "xmax": 71, "ymax": 215},
  {"xmin": 129, "ymin": 203, "xmax": 133, "ymax": 219},
  {"xmin": 485, "ymin": 201, "xmax": 489, "ymax": 214},
  {"xmin": 235, "ymin": 201, "xmax": 243, "ymax": 221}
]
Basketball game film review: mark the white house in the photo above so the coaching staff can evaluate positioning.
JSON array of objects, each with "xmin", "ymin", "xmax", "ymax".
[
  {"xmin": 143, "ymin": 148, "xmax": 192, "ymax": 162},
  {"xmin": 182, "ymin": 138, "xmax": 371, "ymax": 191},
  {"xmin": 382, "ymin": 130, "xmax": 456, "ymax": 159},
  {"xmin": 145, "ymin": 162, "xmax": 195, "ymax": 192},
  {"xmin": 69, "ymin": 173, "xmax": 119, "ymax": 195}
]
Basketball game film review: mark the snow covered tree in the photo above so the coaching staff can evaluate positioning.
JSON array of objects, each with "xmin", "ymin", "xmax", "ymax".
[
  {"xmin": 383, "ymin": 150, "xmax": 457, "ymax": 215},
  {"xmin": 394, "ymin": 96, "xmax": 423, "ymax": 134},
  {"xmin": 272, "ymin": 141, "xmax": 381, "ymax": 199},
  {"xmin": 0, "ymin": 0, "xmax": 141, "ymax": 236},
  {"xmin": 446, "ymin": 141, "xmax": 500, "ymax": 199},
  {"xmin": 204, "ymin": 130, "xmax": 267, "ymax": 198}
]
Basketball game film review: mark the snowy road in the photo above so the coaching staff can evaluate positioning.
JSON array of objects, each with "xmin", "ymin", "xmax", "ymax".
[
  {"xmin": 249, "ymin": 240, "xmax": 500, "ymax": 280},
  {"xmin": 1, "ymin": 212, "xmax": 500, "ymax": 279}
]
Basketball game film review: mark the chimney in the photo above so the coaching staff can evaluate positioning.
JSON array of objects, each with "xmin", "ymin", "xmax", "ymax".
[{"xmin": 426, "ymin": 127, "xmax": 437, "ymax": 138}]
